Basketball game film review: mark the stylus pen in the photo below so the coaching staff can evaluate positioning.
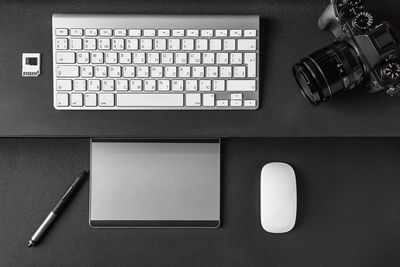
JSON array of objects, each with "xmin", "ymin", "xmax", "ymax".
[{"xmin": 27, "ymin": 170, "xmax": 89, "ymax": 248}]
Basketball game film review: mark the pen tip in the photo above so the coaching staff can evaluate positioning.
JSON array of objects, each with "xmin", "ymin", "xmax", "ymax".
[{"xmin": 27, "ymin": 241, "xmax": 34, "ymax": 247}]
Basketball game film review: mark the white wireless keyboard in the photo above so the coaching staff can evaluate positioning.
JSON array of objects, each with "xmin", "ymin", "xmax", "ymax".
[{"xmin": 52, "ymin": 14, "xmax": 259, "ymax": 110}]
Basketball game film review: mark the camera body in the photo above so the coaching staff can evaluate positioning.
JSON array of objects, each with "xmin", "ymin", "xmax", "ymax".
[{"xmin": 293, "ymin": 0, "xmax": 400, "ymax": 106}]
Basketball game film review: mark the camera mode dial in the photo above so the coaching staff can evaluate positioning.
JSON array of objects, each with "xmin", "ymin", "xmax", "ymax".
[
  {"xmin": 381, "ymin": 58, "xmax": 400, "ymax": 82},
  {"xmin": 352, "ymin": 11, "xmax": 374, "ymax": 31},
  {"xmin": 343, "ymin": 0, "xmax": 364, "ymax": 8}
]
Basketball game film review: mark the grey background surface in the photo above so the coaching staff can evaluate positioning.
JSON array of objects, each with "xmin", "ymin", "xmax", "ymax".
[
  {"xmin": 1, "ymin": 0, "xmax": 400, "ymax": 137},
  {"xmin": 1, "ymin": 138, "xmax": 399, "ymax": 266}
]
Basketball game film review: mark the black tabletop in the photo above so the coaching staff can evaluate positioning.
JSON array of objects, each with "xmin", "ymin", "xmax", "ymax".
[
  {"xmin": 1, "ymin": 138, "xmax": 399, "ymax": 266},
  {"xmin": 0, "ymin": 0, "xmax": 400, "ymax": 138}
]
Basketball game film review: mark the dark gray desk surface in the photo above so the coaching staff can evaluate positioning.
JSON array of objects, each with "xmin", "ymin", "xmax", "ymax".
[
  {"xmin": 1, "ymin": 138, "xmax": 400, "ymax": 267},
  {"xmin": 1, "ymin": 0, "xmax": 400, "ymax": 138}
]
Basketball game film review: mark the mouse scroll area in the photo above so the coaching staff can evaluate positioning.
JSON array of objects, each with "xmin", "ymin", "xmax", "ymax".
[{"xmin": 260, "ymin": 162, "xmax": 297, "ymax": 233}]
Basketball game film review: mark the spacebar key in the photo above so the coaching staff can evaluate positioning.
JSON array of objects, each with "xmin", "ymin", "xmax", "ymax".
[{"xmin": 117, "ymin": 94, "xmax": 184, "ymax": 107}]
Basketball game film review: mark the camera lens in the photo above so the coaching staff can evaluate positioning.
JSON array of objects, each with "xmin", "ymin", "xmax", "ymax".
[{"xmin": 293, "ymin": 41, "xmax": 365, "ymax": 106}]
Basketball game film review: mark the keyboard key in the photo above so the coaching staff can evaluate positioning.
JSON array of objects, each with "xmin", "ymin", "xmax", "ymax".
[
  {"xmin": 200, "ymin": 80, "xmax": 211, "ymax": 91},
  {"xmin": 182, "ymin": 39, "xmax": 194, "ymax": 50},
  {"xmin": 74, "ymin": 79, "xmax": 86, "ymax": 91},
  {"xmin": 172, "ymin": 30, "xmax": 185, "ymax": 37},
  {"xmin": 85, "ymin": 94, "xmax": 97, "ymax": 106},
  {"xmin": 213, "ymin": 80, "xmax": 225, "ymax": 91},
  {"xmin": 55, "ymin": 28, "xmax": 68, "ymax": 36},
  {"xmin": 187, "ymin": 30, "xmax": 199, "ymax": 37},
  {"xmin": 175, "ymin": 53, "xmax": 187, "ymax": 64},
  {"xmin": 244, "ymin": 53, "xmax": 257, "ymax": 77},
  {"xmin": 206, "ymin": 66, "xmax": 218, "ymax": 77},
  {"xmin": 102, "ymin": 80, "xmax": 115, "ymax": 90},
  {"xmin": 105, "ymin": 52, "xmax": 118, "ymax": 64},
  {"xmin": 115, "ymin": 29, "xmax": 127, "ymax": 36},
  {"xmin": 77, "ymin": 52, "xmax": 90, "ymax": 63},
  {"xmin": 178, "ymin": 66, "xmax": 191, "ymax": 78},
  {"xmin": 244, "ymin": 100, "xmax": 256, "ymax": 107},
  {"xmin": 143, "ymin": 29, "xmax": 156, "ymax": 36},
  {"xmin": 99, "ymin": 29, "xmax": 112, "ymax": 36},
  {"xmin": 215, "ymin": 30, "xmax": 228, "ymax": 37},
  {"xmin": 231, "ymin": 93, "xmax": 243, "ymax": 100},
  {"xmin": 172, "ymin": 80, "xmax": 184, "ymax": 91},
  {"xmin": 136, "ymin": 66, "xmax": 149, "ymax": 77},
  {"xmin": 201, "ymin": 30, "xmax": 213, "ymax": 37},
  {"xmin": 71, "ymin": 93, "xmax": 83, "ymax": 107},
  {"xmin": 223, "ymin": 39, "xmax": 235, "ymax": 50},
  {"xmin": 70, "ymin": 38, "xmax": 83, "ymax": 50},
  {"xmin": 230, "ymin": 30, "xmax": 242, "ymax": 37},
  {"xmin": 203, "ymin": 53, "xmax": 215, "ymax": 64},
  {"xmin": 116, "ymin": 80, "xmax": 129, "ymax": 90},
  {"xmin": 91, "ymin": 52, "xmax": 104, "ymax": 64},
  {"xmin": 56, "ymin": 80, "xmax": 72, "ymax": 91},
  {"xmin": 209, "ymin": 39, "xmax": 222, "ymax": 50},
  {"xmin": 56, "ymin": 39, "xmax": 68, "ymax": 50},
  {"xmin": 144, "ymin": 80, "xmax": 156, "ymax": 91},
  {"xmin": 203, "ymin": 94, "xmax": 215, "ymax": 106},
  {"xmin": 158, "ymin": 80, "xmax": 170, "ymax": 91},
  {"xmin": 56, "ymin": 66, "xmax": 79, "ymax": 77},
  {"xmin": 141, "ymin": 39, "xmax": 153, "ymax": 50},
  {"xmin": 216, "ymin": 53, "xmax": 228, "ymax": 64},
  {"xmin": 81, "ymin": 65, "xmax": 93, "ymax": 77},
  {"xmin": 234, "ymin": 66, "xmax": 246, "ymax": 77},
  {"xmin": 161, "ymin": 53, "xmax": 173, "ymax": 64},
  {"xmin": 127, "ymin": 39, "xmax": 139, "ymax": 50},
  {"xmin": 165, "ymin": 66, "xmax": 177, "ymax": 78},
  {"xmin": 109, "ymin": 66, "xmax": 122, "ymax": 77},
  {"xmin": 71, "ymin": 29, "xmax": 83, "ymax": 36},
  {"xmin": 85, "ymin": 29, "xmax": 97, "ymax": 36},
  {"xmin": 238, "ymin": 39, "xmax": 256, "ymax": 50},
  {"xmin": 130, "ymin": 80, "xmax": 142, "ymax": 90},
  {"xmin": 231, "ymin": 100, "xmax": 242, "ymax": 106},
  {"xmin": 129, "ymin": 29, "xmax": 141, "ymax": 36},
  {"xmin": 186, "ymin": 94, "xmax": 201, "ymax": 106},
  {"xmin": 123, "ymin": 66, "xmax": 135, "ymax": 77},
  {"xmin": 99, "ymin": 94, "xmax": 115, "ymax": 106},
  {"xmin": 95, "ymin": 66, "xmax": 108, "ymax": 77},
  {"xmin": 112, "ymin": 39, "xmax": 125, "ymax": 50},
  {"xmin": 98, "ymin": 39, "xmax": 111, "ymax": 50},
  {"xmin": 244, "ymin": 29, "xmax": 257, "ymax": 37},
  {"xmin": 119, "ymin": 52, "xmax": 132, "ymax": 64},
  {"xmin": 196, "ymin": 39, "xmax": 208, "ymax": 50},
  {"xmin": 189, "ymin": 53, "xmax": 201, "ymax": 64},
  {"xmin": 155, "ymin": 39, "xmax": 167, "ymax": 50},
  {"xmin": 220, "ymin": 66, "xmax": 232, "ymax": 77},
  {"xmin": 192, "ymin": 66, "xmax": 204, "ymax": 77},
  {"xmin": 133, "ymin": 53, "xmax": 146, "ymax": 64},
  {"xmin": 84, "ymin": 39, "xmax": 96, "ymax": 50},
  {"xmin": 56, "ymin": 52, "xmax": 75, "ymax": 64},
  {"xmin": 227, "ymin": 80, "xmax": 256, "ymax": 91},
  {"xmin": 217, "ymin": 100, "xmax": 228, "ymax": 107},
  {"xmin": 158, "ymin": 29, "xmax": 170, "ymax": 36},
  {"xmin": 230, "ymin": 53, "xmax": 242, "ymax": 64},
  {"xmin": 56, "ymin": 94, "xmax": 69, "ymax": 107},
  {"xmin": 186, "ymin": 80, "xmax": 198, "ymax": 91},
  {"xmin": 117, "ymin": 94, "xmax": 184, "ymax": 107},
  {"xmin": 88, "ymin": 79, "xmax": 101, "ymax": 91},
  {"xmin": 168, "ymin": 39, "xmax": 180, "ymax": 50},
  {"xmin": 151, "ymin": 66, "xmax": 163, "ymax": 77}
]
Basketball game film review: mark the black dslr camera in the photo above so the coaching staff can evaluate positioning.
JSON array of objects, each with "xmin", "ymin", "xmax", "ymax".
[{"xmin": 293, "ymin": 0, "xmax": 400, "ymax": 106}]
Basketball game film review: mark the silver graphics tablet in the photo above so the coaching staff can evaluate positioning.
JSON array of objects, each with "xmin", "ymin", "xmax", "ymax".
[{"xmin": 90, "ymin": 139, "xmax": 220, "ymax": 228}]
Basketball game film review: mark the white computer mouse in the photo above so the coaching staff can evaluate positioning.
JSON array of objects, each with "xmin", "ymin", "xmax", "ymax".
[{"xmin": 260, "ymin": 162, "xmax": 297, "ymax": 233}]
